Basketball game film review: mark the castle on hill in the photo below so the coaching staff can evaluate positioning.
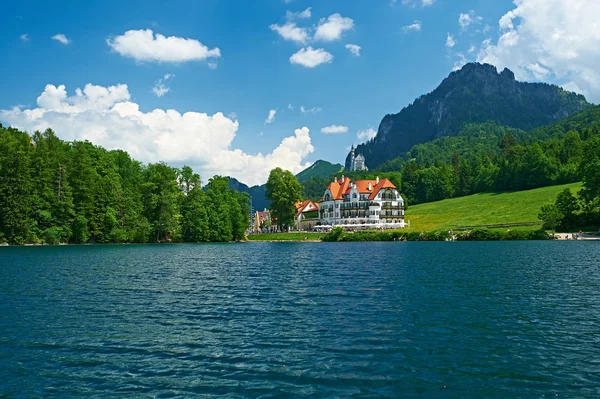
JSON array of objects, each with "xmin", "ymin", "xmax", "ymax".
[{"xmin": 346, "ymin": 145, "xmax": 368, "ymax": 171}]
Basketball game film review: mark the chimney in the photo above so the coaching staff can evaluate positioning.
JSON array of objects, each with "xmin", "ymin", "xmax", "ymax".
[
  {"xmin": 368, "ymin": 182, "xmax": 372, "ymax": 191},
  {"xmin": 376, "ymin": 176, "xmax": 380, "ymax": 184},
  {"xmin": 342, "ymin": 175, "xmax": 345, "ymax": 183},
  {"xmin": 334, "ymin": 176, "xmax": 337, "ymax": 183}
]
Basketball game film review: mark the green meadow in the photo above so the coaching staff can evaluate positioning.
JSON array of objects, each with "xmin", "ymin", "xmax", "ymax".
[{"xmin": 405, "ymin": 182, "xmax": 582, "ymax": 231}]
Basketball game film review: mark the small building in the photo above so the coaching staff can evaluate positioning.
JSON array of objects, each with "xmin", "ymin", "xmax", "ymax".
[
  {"xmin": 294, "ymin": 200, "xmax": 319, "ymax": 231},
  {"xmin": 253, "ymin": 209, "xmax": 272, "ymax": 233},
  {"xmin": 318, "ymin": 175, "xmax": 405, "ymax": 228}
]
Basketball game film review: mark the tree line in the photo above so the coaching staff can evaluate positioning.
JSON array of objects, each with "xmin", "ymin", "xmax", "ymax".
[{"xmin": 0, "ymin": 125, "xmax": 250, "ymax": 244}]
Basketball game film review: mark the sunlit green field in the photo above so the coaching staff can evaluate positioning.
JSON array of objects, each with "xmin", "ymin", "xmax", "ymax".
[{"xmin": 405, "ymin": 182, "xmax": 582, "ymax": 231}]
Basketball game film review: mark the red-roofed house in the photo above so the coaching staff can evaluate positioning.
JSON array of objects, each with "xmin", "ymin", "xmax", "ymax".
[
  {"xmin": 318, "ymin": 176, "xmax": 405, "ymax": 228},
  {"xmin": 294, "ymin": 200, "xmax": 319, "ymax": 231}
]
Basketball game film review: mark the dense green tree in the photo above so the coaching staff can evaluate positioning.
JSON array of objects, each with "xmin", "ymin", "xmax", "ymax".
[
  {"xmin": 0, "ymin": 127, "xmax": 33, "ymax": 243},
  {"xmin": 266, "ymin": 168, "xmax": 303, "ymax": 231},
  {"xmin": 555, "ymin": 189, "xmax": 580, "ymax": 231},
  {"xmin": 538, "ymin": 204, "xmax": 563, "ymax": 237}
]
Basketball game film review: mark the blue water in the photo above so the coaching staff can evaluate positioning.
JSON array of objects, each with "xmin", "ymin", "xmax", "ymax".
[{"xmin": 1, "ymin": 242, "xmax": 599, "ymax": 398}]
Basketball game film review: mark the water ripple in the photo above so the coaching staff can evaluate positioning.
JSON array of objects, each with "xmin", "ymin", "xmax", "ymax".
[{"xmin": 1, "ymin": 242, "xmax": 600, "ymax": 398}]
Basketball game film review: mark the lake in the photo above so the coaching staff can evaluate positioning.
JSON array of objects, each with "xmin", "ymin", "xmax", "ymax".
[{"xmin": 1, "ymin": 242, "xmax": 599, "ymax": 398}]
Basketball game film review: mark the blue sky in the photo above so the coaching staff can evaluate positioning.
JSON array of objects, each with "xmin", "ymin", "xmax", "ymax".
[{"xmin": 1, "ymin": 0, "xmax": 598, "ymax": 185}]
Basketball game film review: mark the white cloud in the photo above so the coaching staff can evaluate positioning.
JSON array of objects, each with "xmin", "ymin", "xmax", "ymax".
[
  {"xmin": 286, "ymin": 7, "xmax": 311, "ymax": 20},
  {"xmin": 290, "ymin": 47, "xmax": 333, "ymax": 68},
  {"xmin": 208, "ymin": 62, "xmax": 218, "ymax": 70},
  {"xmin": 265, "ymin": 109, "xmax": 277, "ymax": 124},
  {"xmin": 321, "ymin": 125, "xmax": 349, "ymax": 134},
  {"xmin": 452, "ymin": 53, "xmax": 468, "ymax": 71},
  {"xmin": 300, "ymin": 106, "xmax": 321, "ymax": 114},
  {"xmin": 403, "ymin": 20, "xmax": 422, "ymax": 32},
  {"xmin": 357, "ymin": 128, "xmax": 377, "ymax": 142},
  {"xmin": 106, "ymin": 29, "xmax": 221, "ymax": 63},
  {"xmin": 0, "ymin": 83, "xmax": 314, "ymax": 186},
  {"xmin": 52, "ymin": 34, "xmax": 70, "ymax": 45},
  {"xmin": 314, "ymin": 13, "xmax": 354, "ymax": 42},
  {"xmin": 477, "ymin": 0, "xmax": 600, "ymax": 102},
  {"xmin": 152, "ymin": 73, "xmax": 174, "ymax": 97},
  {"xmin": 400, "ymin": 0, "xmax": 435, "ymax": 7},
  {"xmin": 269, "ymin": 22, "xmax": 309, "ymax": 44},
  {"xmin": 20, "ymin": 34, "xmax": 29, "ymax": 42},
  {"xmin": 446, "ymin": 33, "xmax": 456, "ymax": 48},
  {"xmin": 288, "ymin": 104, "xmax": 295, "ymax": 110},
  {"xmin": 345, "ymin": 44, "xmax": 361, "ymax": 56},
  {"xmin": 459, "ymin": 11, "xmax": 482, "ymax": 30}
]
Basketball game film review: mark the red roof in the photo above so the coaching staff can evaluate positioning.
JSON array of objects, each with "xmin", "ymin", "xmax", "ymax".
[
  {"xmin": 295, "ymin": 199, "xmax": 318, "ymax": 217},
  {"xmin": 322, "ymin": 177, "xmax": 397, "ymax": 201}
]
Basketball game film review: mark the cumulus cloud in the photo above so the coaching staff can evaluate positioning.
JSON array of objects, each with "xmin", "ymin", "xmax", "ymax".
[
  {"xmin": 265, "ymin": 109, "xmax": 277, "ymax": 124},
  {"xmin": 269, "ymin": 22, "xmax": 309, "ymax": 44},
  {"xmin": 403, "ymin": 20, "xmax": 422, "ymax": 32},
  {"xmin": 106, "ymin": 29, "xmax": 221, "ymax": 63},
  {"xmin": 345, "ymin": 44, "xmax": 361, "ymax": 56},
  {"xmin": 459, "ymin": 11, "xmax": 482, "ymax": 30},
  {"xmin": 0, "ymin": 84, "xmax": 314, "ymax": 186},
  {"xmin": 152, "ymin": 73, "xmax": 174, "ymax": 97},
  {"xmin": 446, "ymin": 33, "xmax": 456, "ymax": 48},
  {"xmin": 321, "ymin": 125, "xmax": 349, "ymax": 134},
  {"xmin": 52, "ymin": 34, "xmax": 71, "ymax": 45},
  {"xmin": 290, "ymin": 47, "xmax": 333, "ymax": 68},
  {"xmin": 477, "ymin": 0, "xmax": 600, "ymax": 102},
  {"xmin": 357, "ymin": 128, "xmax": 377, "ymax": 142},
  {"xmin": 314, "ymin": 13, "xmax": 354, "ymax": 41},
  {"xmin": 286, "ymin": 7, "xmax": 311, "ymax": 20}
]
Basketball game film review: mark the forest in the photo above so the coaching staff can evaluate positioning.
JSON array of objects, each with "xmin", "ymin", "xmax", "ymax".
[{"xmin": 0, "ymin": 125, "xmax": 250, "ymax": 244}]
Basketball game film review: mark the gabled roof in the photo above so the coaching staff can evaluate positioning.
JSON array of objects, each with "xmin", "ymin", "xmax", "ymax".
[
  {"xmin": 295, "ymin": 199, "xmax": 318, "ymax": 217},
  {"xmin": 368, "ymin": 178, "xmax": 396, "ymax": 200},
  {"xmin": 321, "ymin": 176, "xmax": 398, "ymax": 202},
  {"xmin": 325, "ymin": 177, "xmax": 351, "ymax": 200}
]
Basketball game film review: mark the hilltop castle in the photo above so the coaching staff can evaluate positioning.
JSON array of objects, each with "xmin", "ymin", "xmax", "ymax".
[{"xmin": 346, "ymin": 145, "xmax": 368, "ymax": 171}]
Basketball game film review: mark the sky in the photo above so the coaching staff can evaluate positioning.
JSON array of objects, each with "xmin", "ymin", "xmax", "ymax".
[{"xmin": 0, "ymin": 0, "xmax": 598, "ymax": 186}]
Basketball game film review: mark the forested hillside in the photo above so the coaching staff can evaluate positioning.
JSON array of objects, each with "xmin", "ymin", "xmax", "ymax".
[
  {"xmin": 0, "ymin": 125, "xmax": 250, "ymax": 244},
  {"xmin": 295, "ymin": 160, "xmax": 343, "ymax": 183},
  {"xmin": 292, "ymin": 106, "xmax": 600, "ymax": 229},
  {"xmin": 349, "ymin": 63, "xmax": 592, "ymax": 169}
]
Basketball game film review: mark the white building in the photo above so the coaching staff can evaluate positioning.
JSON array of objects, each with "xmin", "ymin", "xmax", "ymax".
[
  {"xmin": 318, "ymin": 176, "xmax": 405, "ymax": 228},
  {"xmin": 348, "ymin": 146, "xmax": 368, "ymax": 171}
]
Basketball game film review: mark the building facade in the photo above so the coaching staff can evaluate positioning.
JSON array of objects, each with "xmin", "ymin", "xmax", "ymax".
[
  {"xmin": 252, "ymin": 209, "xmax": 272, "ymax": 233},
  {"xmin": 294, "ymin": 200, "xmax": 320, "ymax": 231},
  {"xmin": 318, "ymin": 176, "xmax": 405, "ymax": 228}
]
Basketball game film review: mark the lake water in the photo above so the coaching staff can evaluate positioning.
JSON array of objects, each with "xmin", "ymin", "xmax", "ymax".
[{"xmin": 1, "ymin": 242, "xmax": 599, "ymax": 398}]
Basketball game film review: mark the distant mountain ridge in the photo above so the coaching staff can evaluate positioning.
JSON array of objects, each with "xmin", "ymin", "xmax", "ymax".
[
  {"xmin": 348, "ymin": 62, "xmax": 592, "ymax": 169},
  {"xmin": 228, "ymin": 159, "xmax": 341, "ymax": 211},
  {"xmin": 295, "ymin": 160, "xmax": 343, "ymax": 183}
]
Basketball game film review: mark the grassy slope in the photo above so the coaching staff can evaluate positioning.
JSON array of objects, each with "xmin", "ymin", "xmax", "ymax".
[{"xmin": 405, "ymin": 182, "xmax": 582, "ymax": 231}]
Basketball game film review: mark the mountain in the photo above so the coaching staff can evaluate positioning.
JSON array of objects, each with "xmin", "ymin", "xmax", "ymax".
[
  {"xmin": 348, "ymin": 62, "xmax": 592, "ymax": 170},
  {"xmin": 227, "ymin": 177, "xmax": 269, "ymax": 211},
  {"xmin": 227, "ymin": 160, "xmax": 340, "ymax": 211},
  {"xmin": 295, "ymin": 160, "xmax": 343, "ymax": 183}
]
